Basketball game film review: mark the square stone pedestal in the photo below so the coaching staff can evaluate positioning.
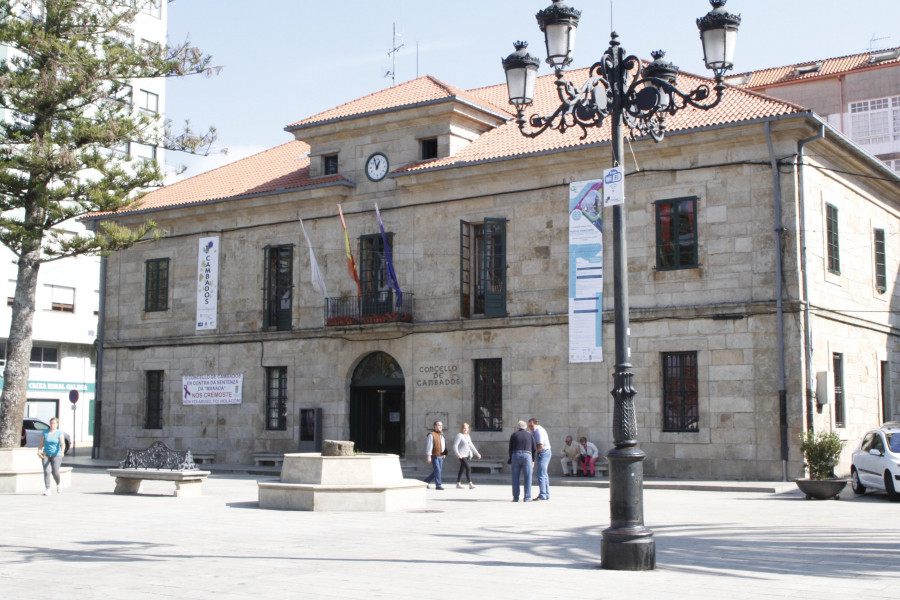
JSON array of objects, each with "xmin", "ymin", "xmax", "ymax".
[
  {"xmin": 0, "ymin": 448, "xmax": 73, "ymax": 493},
  {"xmin": 258, "ymin": 453, "xmax": 426, "ymax": 511}
]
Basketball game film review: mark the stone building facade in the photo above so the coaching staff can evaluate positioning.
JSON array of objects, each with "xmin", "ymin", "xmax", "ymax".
[{"xmin": 87, "ymin": 72, "xmax": 900, "ymax": 480}]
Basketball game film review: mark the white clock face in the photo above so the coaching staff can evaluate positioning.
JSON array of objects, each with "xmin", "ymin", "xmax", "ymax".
[{"xmin": 365, "ymin": 152, "xmax": 389, "ymax": 181}]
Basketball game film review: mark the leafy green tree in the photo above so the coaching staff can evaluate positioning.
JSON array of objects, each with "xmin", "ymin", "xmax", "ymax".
[{"xmin": 0, "ymin": 0, "xmax": 218, "ymax": 448}]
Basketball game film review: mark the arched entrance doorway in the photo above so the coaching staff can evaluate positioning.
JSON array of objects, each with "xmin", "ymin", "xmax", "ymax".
[{"xmin": 350, "ymin": 352, "xmax": 405, "ymax": 456}]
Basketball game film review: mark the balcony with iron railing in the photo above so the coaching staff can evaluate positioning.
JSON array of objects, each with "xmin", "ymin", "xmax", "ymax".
[{"xmin": 325, "ymin": 291, "xmax": 414, "ymax": 327}]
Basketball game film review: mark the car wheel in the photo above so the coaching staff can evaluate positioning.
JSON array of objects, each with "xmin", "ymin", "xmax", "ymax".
[
  {"xmin": 885, "ymin": 472, "xmax": 899, "ymax": 502},
  {"xmin": 851, "ymin": 468, "xmax": 866, "ymax": 494}
]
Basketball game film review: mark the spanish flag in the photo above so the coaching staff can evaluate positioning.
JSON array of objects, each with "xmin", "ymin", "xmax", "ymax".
[{"xmin": 337, "ymin": 205, "xmax": 361, "ymax": 295}]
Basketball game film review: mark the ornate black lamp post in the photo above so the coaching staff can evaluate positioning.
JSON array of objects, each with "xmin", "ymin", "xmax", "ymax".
[{"xmin": 502, "ymin": 0, "xmax": 740, "ymax": 571}]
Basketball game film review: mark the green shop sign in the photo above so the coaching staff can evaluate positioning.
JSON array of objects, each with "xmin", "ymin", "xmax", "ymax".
[{"xmin": 0, "ymin": 378, "xmax": 95, "ymax": 394}]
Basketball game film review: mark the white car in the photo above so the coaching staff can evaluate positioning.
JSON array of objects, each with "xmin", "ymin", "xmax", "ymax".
[
  {"xmin": 850, "ymin": 422, "xmax": 900, "ymax": 501},
  {"xmin": 21, "ymin": 417, "xmax": 71, "ymax": 452}
]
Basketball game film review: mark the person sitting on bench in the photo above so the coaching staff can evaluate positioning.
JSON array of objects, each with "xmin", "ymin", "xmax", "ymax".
[{"xmin": 579, "ymin": 436, "xmax": 600, "ymax": 477}]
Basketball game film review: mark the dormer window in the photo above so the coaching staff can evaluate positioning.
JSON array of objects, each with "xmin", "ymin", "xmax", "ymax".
[
  {"xmin": 869, "ymin": 49, "xmax": 900, "ymax": 64},
  {"xmin": 794, "ymin": 63, "xmax": 821, "ymax": 76},
  {"xmin": 323, "ymin": 154, "xmax": 339, "ymax": 175},
  {"xmin": 421, "ymin": 138, "xmax": 438, "ymax": 160}
]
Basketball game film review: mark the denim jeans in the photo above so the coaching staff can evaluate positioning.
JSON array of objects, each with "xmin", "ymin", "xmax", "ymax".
[
  {"xmin": 511, "ymin": 452, "xmax": 533, "ymax": 501},
  {"xmin": 535, "ymin": 448, "xmax": 551, "ymax": 499},
  {"xmin": 424, "ymin": 456, "xmax": 443, "ymax": 487}
]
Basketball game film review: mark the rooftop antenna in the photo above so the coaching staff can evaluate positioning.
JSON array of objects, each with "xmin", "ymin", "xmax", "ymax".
[
  {"xmin": 385, "ymin": 23, "xmax": 405, "ymax": 86},
  {"xmin": 868, "ymin": 33, "xmax": 890, "ymax": 51}
]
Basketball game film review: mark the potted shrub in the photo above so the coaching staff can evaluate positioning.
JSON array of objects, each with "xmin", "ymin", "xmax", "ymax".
[{"xmin": 795, "ymin": 430, "xmax": 847, "ymax": 500}]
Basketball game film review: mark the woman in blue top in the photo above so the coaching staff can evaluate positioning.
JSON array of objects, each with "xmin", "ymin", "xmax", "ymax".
[{"xmin": 38, "ymin": 417, "xmax": 65, "ymax": 495}]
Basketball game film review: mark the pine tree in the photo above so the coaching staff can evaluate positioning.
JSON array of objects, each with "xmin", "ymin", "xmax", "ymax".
[{"xmin": 0, "ymin": 0, "xmax": 218, "ymax": 447}]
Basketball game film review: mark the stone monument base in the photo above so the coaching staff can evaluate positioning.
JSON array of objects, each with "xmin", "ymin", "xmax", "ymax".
[
  {"xmin": 258, "ymin": 451, "xmax": 426, "ymax": 512},
  {"xmin": 0, "ymin": 447, "xmax": 73, "ymax": 493}
]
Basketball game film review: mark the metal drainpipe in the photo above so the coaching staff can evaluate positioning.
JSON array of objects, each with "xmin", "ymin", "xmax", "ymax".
[
  {"xmin": 797, "ymin": 123, "xmax": 826, "ymax": 435},
  {"xmin": 92, "ymin": 222, "xmax": 107, "ymax": 460},
  {"xmin": 764, "ymin": 121, "xmax": 789, "ymax": 482}
]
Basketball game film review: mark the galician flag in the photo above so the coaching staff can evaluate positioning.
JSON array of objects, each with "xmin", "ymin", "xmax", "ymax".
[
  {"xmin": 337, "ymin": 204, "xmax": 361, "ymax": 295},
  {"xmin": 375, "ymin": 204, "xmax": 402, "ymax": 307},
  {"xmin": 299, "ymin": 218, "xmax": 327, "ymax": 297}
]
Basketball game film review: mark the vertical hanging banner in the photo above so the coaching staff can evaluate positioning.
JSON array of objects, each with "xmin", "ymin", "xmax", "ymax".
[
  {"xmin": 196, "ymin": 236, "xmax": 219, "ymax": 330},
  {"xmin": 569, "ymin": 180, "xmax": 604, "ymax": 363}
]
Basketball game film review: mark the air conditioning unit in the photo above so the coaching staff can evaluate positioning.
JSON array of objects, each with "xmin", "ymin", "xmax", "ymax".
[{"xmin": 816, "ymin": 371, "xmax": 834, "ymax": 405}]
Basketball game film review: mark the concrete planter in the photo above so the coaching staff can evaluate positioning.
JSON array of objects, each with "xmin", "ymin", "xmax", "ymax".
[
  {"xmin": 794, "ymin": 478, "xmax": 848, "ymax": 500},
  {"xmin": 0, "ymin": 447, "xmax": 72, "ymax": 493}
]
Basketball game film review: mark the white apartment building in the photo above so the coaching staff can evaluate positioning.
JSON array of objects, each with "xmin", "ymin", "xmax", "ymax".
[
  {"xmin": 732, "ymin": 47, "xmax": 900, "ymax": 172},
  {"xmin": 0, "ymin": 0, "xmax": 168, "ymax": 447}
]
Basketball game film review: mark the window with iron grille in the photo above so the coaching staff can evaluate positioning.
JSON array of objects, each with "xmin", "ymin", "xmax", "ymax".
[
  {"xmin": 145, "ymin": 258, "xmax": 169, "ymax": 312},
  {"xmin": 421, "ymin": 138, "xmax": 438, "ymax": 160},
  {"xmin": 826, "ymin": 203, "xmax": 840, "ymax": 275},
  {"xmin": 263, "ymin": 245, "xmax": 293, "ymax": 330},
  {"xmin": 875, "ymin": 228, "xmax": 886, "ymax": 294},
  {"xmin": 474, "ymin": 358, "xmax": 502, "ymax": 432},
  {"xmin": 266, "ymin": 367, "xmax": 288, "ymax": 431},
  {"xmin": 145, "ymin": 370, "xmax": 164, "ymax": 430},
  {"xmin": 323, "ymin": 154, "xmax": 338, "ymax": 175},
  {"xmin": 662, "ymin": 351, "xmax": 699, "ymax": 432},
  {"xmin": 460, "ymin": 219, "xmax": 507, "ymax": 318},
  {"xmin": 656, "ymin": 197, "xmax": 698, "ymax": 269},
  {"xmin": 833, "ymin": 353, "xmax": 845, "ymax": 428}
]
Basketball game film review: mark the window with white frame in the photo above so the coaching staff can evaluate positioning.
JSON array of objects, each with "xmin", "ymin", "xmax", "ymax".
[
  {"xmin": 850, "ymin": 96, "xmax": 900, "ymax": 146},
  {"xmin": 30, "ymin": 345, "xmax": 59, "ymax": 369},
  {"xmin": 142, "ymin": 0, "xmax": 162, "ymax": 18},
  {"xmin": 46, "ymin": 284, "xmax": 75, "ymax": 313},
  {"xmin": 138, "ymin": 89, "xmax": 159, "ymax": 114}
]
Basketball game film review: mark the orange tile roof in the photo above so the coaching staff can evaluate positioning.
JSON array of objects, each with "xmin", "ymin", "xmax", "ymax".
[
  {"xmin": 286, "ymin": 75, "xmax": 513, "ymax": 130},
  {"xmin": 736, "ymin": 47, "xmax": 900, "ymax": 88},
  {"xmin": 397, "ymin": 68, "xmax": 806, "ymax": 173},
  {"xmin": 91, "ymin": 141, "xmax": 348, "ymax": 217},
  {"xmin": 96, "ymin": 70, "xmax": 807, "ymax": 217}
]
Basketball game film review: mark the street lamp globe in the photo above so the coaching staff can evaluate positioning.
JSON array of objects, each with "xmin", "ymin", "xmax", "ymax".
[
  {"xmin": 501, "ymin": 41, "xmax": 541, "ymax": 109},
  {"xmin": 697, "ymin": 0, "xmax": 742, "ymax": 78},
  {"xmin": 535, "ymin": 0, "xmax": 581, "ymax": 69}
]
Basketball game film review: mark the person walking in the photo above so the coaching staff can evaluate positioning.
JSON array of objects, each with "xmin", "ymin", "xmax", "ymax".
[
  {"xmin": 37, "ymin": 417, "xmax": 65, "ymax": 496},
  {"xmin": 560, "ymin": 435, "xmax": 582, "ymax": 477},
  {"xmin": 528, "ymin": 418, "xmax": 551, "ymax": 500},
  {"xmin": 508, "ymin": 420, "xmax": 536, "ymax": 502},
  {"xmin": 424, "ymin": 421, "xmax": 446, "ymax": 490},
  {"xmin": 454, "ymin": 422, "xmax": 481, "ymax": 489},
  {"xmin": 579, "ymin": 436, "xmax": 600, "ymax": 477}
]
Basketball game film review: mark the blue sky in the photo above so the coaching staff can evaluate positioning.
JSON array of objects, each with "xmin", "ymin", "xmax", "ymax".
[{"xmin": 165, "ymin": 0, "xmax": 900, "ymax": 178}]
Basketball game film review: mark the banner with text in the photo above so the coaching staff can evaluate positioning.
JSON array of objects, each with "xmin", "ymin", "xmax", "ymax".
[
  {"xmin": 182, "ymin": 374, "xmax": 243, "ymax": 405},
  {"xmin": 568, "ymin": 180, "xmax": 604, "ymax": 363},
  {"xmin": 196, "ymin": 236, "xmax": 219, "ymax": 330}
]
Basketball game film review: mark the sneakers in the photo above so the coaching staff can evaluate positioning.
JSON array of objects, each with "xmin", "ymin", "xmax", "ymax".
[
  {"xmin": 469, "ymin": 482, "xmax": 475, "ymax": 489},
  {"xmin": 456, "ymin": 482, "xmax": 462, "ymax": 488},
  {"xmin": 43, "ymin": 488, "xmax": 51, "ymax": 496},
  {"xmin": 57, "ymin": 485, "xmax": 62, "ymax": 494}
]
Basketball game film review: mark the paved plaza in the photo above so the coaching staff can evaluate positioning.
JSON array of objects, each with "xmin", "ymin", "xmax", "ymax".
[{"xmin": 1, "ymin": 464, "xmax": 898, "ymax": 599}]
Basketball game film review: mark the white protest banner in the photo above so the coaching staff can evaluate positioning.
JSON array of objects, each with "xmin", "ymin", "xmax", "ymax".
[{"xmin": 183, "ymin": 374, "xmax": 243, "ymax": 405}]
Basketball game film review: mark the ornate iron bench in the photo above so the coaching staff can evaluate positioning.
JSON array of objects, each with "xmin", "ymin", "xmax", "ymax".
[{"xmin": 107, "ymin": 441, "xmax": 211, "ymax": 497}]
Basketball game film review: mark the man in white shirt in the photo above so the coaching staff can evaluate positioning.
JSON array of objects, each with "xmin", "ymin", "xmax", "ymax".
[
  {"xmin": 528, "ymin": 418, "xmax": 551, "ymax": 500},
  {"xmin": 424, "ymin": 421, "xmax": 446, "ymax": 490}
]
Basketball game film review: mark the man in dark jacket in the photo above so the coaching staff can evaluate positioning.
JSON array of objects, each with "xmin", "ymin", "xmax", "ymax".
[{"xmin": 508, "ymin": 420, "xmax": 537, "ymax": 502}]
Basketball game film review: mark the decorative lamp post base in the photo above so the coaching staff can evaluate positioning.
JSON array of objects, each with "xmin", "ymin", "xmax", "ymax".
[{"xmin": 601, "ymin": 446, "xmax": 655, "ymax": 570}]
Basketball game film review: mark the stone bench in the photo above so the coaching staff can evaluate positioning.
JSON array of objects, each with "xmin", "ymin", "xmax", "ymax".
[
  {"xmin": 253, "ymin": 452, "xmax": 285, "ymax": 467},
  {"xmin": 191, "ymin": 453, "xmax": 216, "ymax": 465},
  {"xmin": 107, "ymin": 441, "xmax": 210, "ymax": 497},
  {"xmin": 470, "ymin": 457, "xmax": 506, "ymax": 474}
]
